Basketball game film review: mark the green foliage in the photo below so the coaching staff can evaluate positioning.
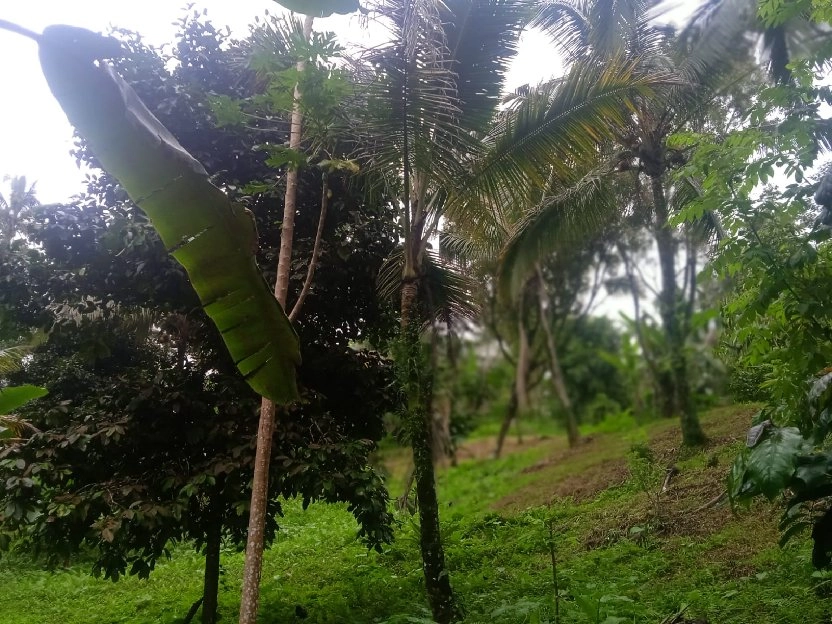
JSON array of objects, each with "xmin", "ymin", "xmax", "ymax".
[
  {"xmin": 33, "ymin": 24, "xmax": 301, "ymax": 404},
  {"xmin": 0, "ymin": 385, "xmax": 47, "ymax": 416},
  {"xmin": 678, "ymin": 41, "xmax": 832, "ymax": 566},
  {"xmin": 0, "ymin": 17, "xmax": 398, "ymax": 603},
  {"xmin": 0, "ymin": 406, "xmax": 824, "ymax": 624}
]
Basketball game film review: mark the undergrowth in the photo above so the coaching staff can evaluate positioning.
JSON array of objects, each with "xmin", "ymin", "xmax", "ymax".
[{"xmin": 0, "ymin": 404, "xmax": 826, "ymax": 623}]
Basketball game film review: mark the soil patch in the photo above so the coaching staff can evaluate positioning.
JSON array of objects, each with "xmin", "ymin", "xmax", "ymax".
[
  {"xmin": 548, "ymin": 458, "xmax": 629, "ymax": 502},
  {"xmin": 650, "ymin": 405, "xmax": 759, "ymax": 461},
  {"xmin": 493, "ymin": 449, "xmax": 630, "ymax": 512}
]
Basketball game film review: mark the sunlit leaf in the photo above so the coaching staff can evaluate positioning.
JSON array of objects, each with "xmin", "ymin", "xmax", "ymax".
[{"xmin": 0, "ymin": 385, "xmax": 48, "ymax": 415}]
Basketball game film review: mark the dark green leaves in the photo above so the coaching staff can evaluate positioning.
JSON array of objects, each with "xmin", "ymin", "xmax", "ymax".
[
  {"xmin": 35, "ymin": 26, "xmax": 300, "ymax": 403},
  {"xmin": 744, "ymin": 425, "xmax": 807, "ymax": 499}
]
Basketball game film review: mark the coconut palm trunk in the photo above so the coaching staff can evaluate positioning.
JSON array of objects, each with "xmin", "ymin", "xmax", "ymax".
[
  {"xmin": 650, "ymin": 172, "xmax": 706, "ymax": 447},
  {"xmin": 398, "ymin": 183, "xmax": 460, "ymax": 621}
]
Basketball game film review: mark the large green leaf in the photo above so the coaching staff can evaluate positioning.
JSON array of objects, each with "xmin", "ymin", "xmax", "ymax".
[
  {"xmin": 36, "ymin": 26, "xmax": 300, "ymax": 403},
  {"xmin": 272, "ymin": 0, "xmax": 360, "ymax": 17},
  {"xmin": 0, "ymin": 385, "xmax": 48, "ymax": 415},
  {"xmin": 745, "ymin": 426, "xmax": 808, "ymax": 499}
]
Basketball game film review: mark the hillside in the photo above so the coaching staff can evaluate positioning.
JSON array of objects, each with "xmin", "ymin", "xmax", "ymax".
[{"xmin": 0, "ymin": 404, "xmax": 825, "ymax": 624}]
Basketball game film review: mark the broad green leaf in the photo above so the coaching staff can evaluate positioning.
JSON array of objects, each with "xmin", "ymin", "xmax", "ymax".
[
  {"xmin": 745, "ymin": 426, "xmax": 807, "ymax": 499},
  {"xmin": 272, "ymin": 0, "xmax": 360, "ymax": 17},
  {"xmin": 36, "ymin": 26, "xmax": 300, "ymax": 403},
  {"xmin": 0, "ymin": 385, "xmax": 48, "ymax": 415}
]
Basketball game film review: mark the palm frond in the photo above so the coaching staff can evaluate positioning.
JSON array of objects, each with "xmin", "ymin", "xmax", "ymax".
[
  {"xmin": 351, "ymin": 0, "xmax": 533, "ymax": 197},
  {"xmin": 497, "ymin": 168, "xmax": 618, "ymax": 301},
  {"xmin": 49, "ymin": 302, "xmax": 159, "ymax": 343},
  {"xmin": 0, "ymin": 330, "xmax": 47, "ymax": 377},
  {"xmin": 377, "ymin": 246, "xmax": 480, "ymax": 327},
  {"xmin": 678, "ymin": 0, "xmax": 831, "ymax": 85},
  {"xmin": 442, "ymin": 0, "xmax": 532, "ymax": 132},
  {"xmin": 0, "ymin": 345, "xmax": 34, "ymax": 376},
  {"xmin": 533, "ymin": 0, "xmax": 664, "ymax": 63},
  {"xmin": 461, "ymin": 57, "xmax": 668, "ymax": 209},
  {"xmin": 0, "ymin": 414, "xmax": 40, "ymax": 442}
]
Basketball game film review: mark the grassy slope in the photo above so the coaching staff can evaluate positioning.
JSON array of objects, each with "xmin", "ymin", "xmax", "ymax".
[{"xmin": 1, "ymin": 405, "xmax": 828, "ymax": 623}]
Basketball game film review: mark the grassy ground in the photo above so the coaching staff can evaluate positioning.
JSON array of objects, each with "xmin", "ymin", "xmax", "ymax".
[{"xmin": 1, "ymin": 404, "xmax": 828, "ymax": 623}]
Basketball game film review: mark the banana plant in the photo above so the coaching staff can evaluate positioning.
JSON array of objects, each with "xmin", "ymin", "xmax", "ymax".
[{"xmin": 0, "ymin": 21, "xmax": 300, "ymax": 403}]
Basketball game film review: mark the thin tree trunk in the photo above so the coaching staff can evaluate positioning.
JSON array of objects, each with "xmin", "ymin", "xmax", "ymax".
[
  {"xmin": 202, "ymin": 500, "xmax": 222, "ymax": 624},
  {"xmin": 494, "ymin": 385, "xmax": 519, "ymax": 459},
  {"xmin": 274, "ymin": 16, "xmax": 314, "ymax": 306},
  {"xmin": 650, "ymin": 174, "xmax": 705, "ymax": 446},
  {"xmin": 617, "ymin": 241, "xmax": 663, "ymax": 406},
  {"xmin": 399, "ymin": 285, "xmax": 459, "ymax": 623},
  {"xmin": 515, "ymin": 310, "xmax": 531, "ymax": 412},
  {"xmin": 410, "ymin": 371, "xmax": 458, "ymax": 624},
  {"xmin": 239, "ymin": 16, "xmax": 314, "ymax": 624},
  {"xmin": 535, "ymin": 266, "xmax": 579, "ymax": 447},
  {"xmin": 289, "ymin": 172, "xmax": 329, "ymax": 322}
]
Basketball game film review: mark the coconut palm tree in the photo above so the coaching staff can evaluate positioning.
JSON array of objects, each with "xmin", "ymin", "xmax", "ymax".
[
  {"xmin": 352, "ymin": 1, "xmax": 665, "ymax": 618},
  {"xmin": 498, "ymin": 0, "xmax": 755, "ymax": 446}
]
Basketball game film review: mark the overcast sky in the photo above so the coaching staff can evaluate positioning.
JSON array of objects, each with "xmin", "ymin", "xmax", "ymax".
[{"xmin": 0, "ymin": 1, "xmax": 557, "ymax": 203}]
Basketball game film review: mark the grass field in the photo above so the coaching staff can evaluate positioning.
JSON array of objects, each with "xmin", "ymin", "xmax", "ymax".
[{"xmin": 1, "ymin": 405, "xmax": 827, "ymax": 623}]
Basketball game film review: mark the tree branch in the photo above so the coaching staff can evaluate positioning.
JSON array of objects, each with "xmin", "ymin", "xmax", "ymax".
[{"xmin": 289, "ymin": 172, "xmax": 329, "ymax": 322}]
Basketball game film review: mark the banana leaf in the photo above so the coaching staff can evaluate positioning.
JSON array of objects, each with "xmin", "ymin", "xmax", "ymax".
[
  {"xmin": 0, "ymin": 385, "xmax": 48, "ymax": 415},
  {"xmin": 36, "ymin": 26, "xmax": 300, "ymax": 403},
  {"xmin": 272, "ymin": 0, "xmax": 360, "ymax": 17}
]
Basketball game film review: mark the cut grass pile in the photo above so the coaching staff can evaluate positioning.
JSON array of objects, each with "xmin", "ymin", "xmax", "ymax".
[{"xmin": 1, "ymin": 404, "xmax": 828, "ymax": 623}]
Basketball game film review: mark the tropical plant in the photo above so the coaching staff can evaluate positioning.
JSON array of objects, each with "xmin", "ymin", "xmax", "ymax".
[
  {"xmin": 0, "ymin": 19, "xmax": 398, "ymax": 624},
  {"xmin": 0, "ymin": 19, "xmax": 301, "ymax": 406},
  {"xmin": 674, "ymin": 44, "xmax": 832, "ymax": 564},
  {"xmin": 505, "ymin": 0, "xmax": 758, "ymax": 445},
  {"xmin": 350, "ymin": 0, "xmax": 665, "ymax": 616}
]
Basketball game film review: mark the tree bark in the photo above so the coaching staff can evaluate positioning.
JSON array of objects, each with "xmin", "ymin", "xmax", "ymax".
[
  {"xmin": 202, "ymin": 501, "xmax": 222, "ymax": 624},
  {"xmin": 515, "ymin": 311, "xmax": 531, "ymax": 413},
  {"xmin": 535, "ymin": 266, "xmax": 579, "ymax": 447},
  {"xmin": 274, "ymin": 16, "xmax": 315, "ymax": 307},
  {"xmin": 399, "ymin": 286, "xmax": 459, "ymax": 623},
  {"xmin": 650, "ymin": 174, "xmax": 706, "ymax": 446},
  {"xmin": 238, "ymin": 16, "xmax": 314, "ymax": 624},
  {"xmin": 494, "ymin": 385, "xmax": 519, "ymax": 459},
  {"xmin": 406, "ymin": 336, "xmax": 458, "ymax": 624}
]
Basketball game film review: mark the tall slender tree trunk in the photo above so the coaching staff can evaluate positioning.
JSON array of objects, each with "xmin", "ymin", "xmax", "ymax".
[
  {"xmin": 238, "ymin": 16, "xmax": 314, "ymax": 624},
  {"xmin": 398, "ymin": 320, "xmax": 459, "ymax": 623},
  {"xmin": 618, "ymin": 241, "xmax": 665, "ymax": 417},
  {"xmin": 202, "ymin": 497, "xmax": 222, "ymax": 624},
  {"xmin": 399, "ymin": 246, "xmax": 459, "ymax": 623},
  {"xmin": 494, "ymin": 385, "xmax": 519, "ymax": 459},
  {"xmin": 535, "ymin": 266, "xmax": 579, "ymax": 447},
  {"xmin": 650, "ymin": 173, "xmax": 706, "ymax": 447},
  {"xmin": 515, "ymin": 311, "xmax": 531, "ymax": 412}
]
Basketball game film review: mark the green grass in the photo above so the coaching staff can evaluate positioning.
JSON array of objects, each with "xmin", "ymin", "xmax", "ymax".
[{"xmin": 1, "ymin": 404, "xmax": 827, "ymax": 623}]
